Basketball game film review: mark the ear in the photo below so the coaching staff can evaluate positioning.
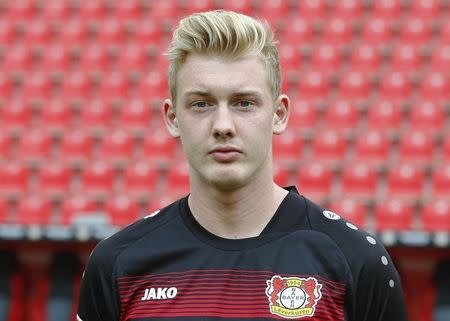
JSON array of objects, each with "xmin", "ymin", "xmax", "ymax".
[
  {"xmin": 273, "ymin": 94, "xmax": 290, "ymax": 135},
  {"xmin": 163, "ymin": 99, "xmax": 180, "ymax": 138}
]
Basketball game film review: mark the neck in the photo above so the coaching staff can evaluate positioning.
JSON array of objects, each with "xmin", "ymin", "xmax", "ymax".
[{"xmin": 187, "ymin": 172, "xmax": 288, "ymax": 239}]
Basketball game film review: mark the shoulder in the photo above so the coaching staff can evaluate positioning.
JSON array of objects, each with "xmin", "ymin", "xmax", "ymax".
[{"xmin": 88, "ymin": 198, "xmax": 182, "ymax": 271}]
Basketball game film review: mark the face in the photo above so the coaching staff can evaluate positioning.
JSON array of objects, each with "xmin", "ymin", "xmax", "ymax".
[{"xmin": 164, "ymin": 53, "xmax": 289, "ymax": 191}]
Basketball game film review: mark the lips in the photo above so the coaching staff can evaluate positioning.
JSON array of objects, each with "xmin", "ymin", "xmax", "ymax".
[{"xmin": 209, "ymin": 147, "xmax": 241, "ymax": 162}]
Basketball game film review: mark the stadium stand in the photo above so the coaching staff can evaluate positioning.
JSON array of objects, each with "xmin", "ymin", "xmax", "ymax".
[{"xmin": 0, "ymin": 0, "xmax": 449, "ymax": 320}]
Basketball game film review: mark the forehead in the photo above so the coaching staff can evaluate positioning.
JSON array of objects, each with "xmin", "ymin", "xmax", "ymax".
[{"xmin": 176, "ymin": 53, "xmax": 271, "ymax": 99}]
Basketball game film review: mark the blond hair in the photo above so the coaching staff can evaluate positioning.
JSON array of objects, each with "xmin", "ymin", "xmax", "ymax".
[{"xmin": 166, "ymin": 10, "xmax": 281, "ymax": 102}]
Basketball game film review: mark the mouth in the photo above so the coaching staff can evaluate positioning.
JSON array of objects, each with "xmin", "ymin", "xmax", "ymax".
[{"xmin": 209, "ymin": 147, "xmax": 242, "ymax": 163}]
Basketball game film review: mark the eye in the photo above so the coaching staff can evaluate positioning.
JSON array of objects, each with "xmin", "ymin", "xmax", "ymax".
[
  {"xmin": 236, "ymin": 100, "xmax": 254, "ymax": 108},
  {"xmin": 192, "ymin": 101, "xmax": 209, "ymax": 108}
]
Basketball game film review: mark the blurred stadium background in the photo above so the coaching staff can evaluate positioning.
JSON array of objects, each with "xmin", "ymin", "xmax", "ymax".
[{"xmin": 0, "ymin": 0, "xmax": 449, "ymax": 320}]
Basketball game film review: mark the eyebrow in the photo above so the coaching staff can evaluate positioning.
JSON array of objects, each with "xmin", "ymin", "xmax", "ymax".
[{"xmin": 183, "ymin": 90, "xmax": 264, "ymax": 99}]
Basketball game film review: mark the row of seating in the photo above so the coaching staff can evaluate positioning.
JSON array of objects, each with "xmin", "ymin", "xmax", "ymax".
[
  {"xmin": 0, "ymin": 191, "xmax": 449, "ymax": 231},
  {"xmin": 2, "ymin": 0, "xmax": 449, "ymax": 22}
]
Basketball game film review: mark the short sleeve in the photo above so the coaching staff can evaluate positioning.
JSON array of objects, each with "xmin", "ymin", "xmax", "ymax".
[
  {"xmin": 77, "ymin": 242, "xmax": 120, "ymax": 321},
  {"xmin": 353, "ymin": 244, "xmax": 409, "ymax": 321}
]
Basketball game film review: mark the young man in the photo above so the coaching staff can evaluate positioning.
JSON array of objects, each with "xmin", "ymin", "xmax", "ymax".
[{"xmin": 77, "ymin": 10, "xmax": 408, "ymax": 321}]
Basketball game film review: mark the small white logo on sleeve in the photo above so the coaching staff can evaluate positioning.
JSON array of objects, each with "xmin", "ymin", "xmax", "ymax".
[
  {"xmin": 323, "ymin": 210, "xmax": 341, "ymax": 220},
  {"xmin": 141, "ymin": 287, "xmax": 178, "ymax": 301}
]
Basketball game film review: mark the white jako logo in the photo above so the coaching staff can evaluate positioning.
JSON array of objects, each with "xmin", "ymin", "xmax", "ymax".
[{"xmin": 141, "ymin": 287, "xmax": 178, "ymax": 301}]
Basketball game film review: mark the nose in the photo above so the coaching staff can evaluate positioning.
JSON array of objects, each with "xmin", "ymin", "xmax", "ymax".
[{"xmin": 212, "ymin": 104, "xmax": 236, "ymax": 140}]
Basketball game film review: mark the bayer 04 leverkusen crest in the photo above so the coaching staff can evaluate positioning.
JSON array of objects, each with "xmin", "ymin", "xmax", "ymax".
[{"xmin": 265, "ymin": 275, "xmax": 323, "ymax": 319}]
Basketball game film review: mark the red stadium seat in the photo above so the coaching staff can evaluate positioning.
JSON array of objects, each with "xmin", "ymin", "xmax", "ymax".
[
  {"xmin": 389, "ymin": 44, "xmax": 422, "ymax": 74},
  {"xmin": 421, "ymin": 199, "xmax": 450, "ymax": 232},
  {"xmin": 7, "ymin": 0, "xmax": 36, "ymax": 20},
  {"xmin": 310, "ymin": 129, "xmax": 348, "ymax": 166},
  {"xmin": 0, "ymin": 19, "xmax": 16, "ymax": 46},
  {"xmin": 40, "ymin": 98, "xmax": 73, "ymax": 132},
  {"xmin": 329, "ymin": 198, "xmax": 368, "ymax": 228},
  {"xmin": 282, "ymin": 17, "xmax": 314, "ymax": 44},
  {"xmin": 101, "ymin": 129, "xmax": 135, "ymax": 163},
  {"xmin": 95, "ymin": 18, "xmax": 125, "ymax": 46},
  {"xmin": 221, "ymin": 0, "xmax": 252, "ymax": 15},
  {"xmin": 419, "ymin": 72, "xmax": 449, "ymax": 102},
  {"xmin": 38, "ymin": 162, "xmax": 72, "ymax": 196},
  {"xmin": 399, "ymin": 18, "xmax": 431, "ymax": 46},
  {"xmin": 332, "ymin": 0, "xmax": 364, "ymax": 22},
  {"xmin": 16, "ymin": 129, "xmax": 52, "ymax": 162},
  {"xmin": 273, "ymin": 131, "xmax": 303, "ymax": 165},
  {"xmin": 58, "ymin": 19, "xmax": 87, "ymax": 46},
  {"xmin": 440, "ymin": 19, "xmax": 450, "ymax": 44},
  {"xmin": 60, "ymin": 130, "xmax": 94, "ymax": 164},
  {"xmin": 409, "ymin": 0, "xmax": 441, "ymax": 20},
  {"xmin": 379, "ymin": 72, "xmax": 412, "ymax": 102},
  {"xmin": 147, "ymin": 194, "xmax": 179, "ymax": 213},
  {"xmin": 78, "ymin": 0, "xmax": 106, "ymax": 21},
  {"xmin": 349, "ymin": 43, "xmax": 382, "ymax": 73},
  {"xmin": 119, "ymin": 99, "xmax": 152, "ymax": 132},
  {"xmin": 40, "ymin": 44, "xmax": 71, "ymax": 73},
  {"xmin": 258, "ymin": 0, "xmax": 289, "ymax": 24},
  {"xmin": 149, "ymin": 0, "xmax": 179, "ymax": 20},
  {"xmin": 361, "ymin": 17, "xmax": 393, "ymax": 45},
  {"xmin": 0, "ymin": 72, "xmax": 12, "ymax": 99},
  {"xmin": 375, "ymin": 198, "xmax": 414, "ymax": 231},
  {"xmin": 398, "ymin": 130, "xmax": 435, "ymax": 165},
  {"xmin": 340, "ymin": 162, "xmax": 378, "ymax": 199},
  {"xmin": 1, "ymin": 99, "xmax": 32, "ymax": 133},
  {"xmin": 99, "ymin": 71, "xmax": 130, "ymax": 101},
  {"xmin": 117, "ymin": 43, "xmax": 148, "ymax": 71},
  {"xmin": 321, "ymin": 17, "xmax": 353, "ymax": 47},
  {"xmin": 114, "ymin": 0, "xmax": 142, "ymax": 20},
  {"xmin": 22, "ymin": 71, "xmax": 52, "ymax": 100},
  {"xmin": 80, "ymin": 98, "xmax": 114, "ymax": 132},
  {"xmin": 297, "ymin": 71, "xmax": 330, "ymax": 103},
  {"xmin": 366, "ymin": 100, "xmax": 402, "ymax": 134},
  {"xmin": 62, "ymin": 71, "xmax": 91, "ymax": 100},
  {"xmin": 430, "ymin": 44, "xmax": 450, "ymax": 73},
  {"xmin": 310, "ymin": 44, "xmax": 342, "ymax": 74},
  {"xmin": 324, "ymin": 100, "xmax": 360, "ymax": 131},
  {"xmin": 123, "ymin": 161, "xmax": 159, "ymax": 197},
  {"xmin": 183, "ymin": 0, "xmax": 216, "ymax": 16},
  {"xmin": 353, "ymin": 129, "xmax": 391, "ymax": 167},
  {"xmin": 60, "ymin": 195, "xmax": 96, "ymax": 225},
  {"xmin": 297, "ymin": 0, "xmax": 328, "ymax": 22},
  {"xmin": 105, "ymin": 195, "xmax": 140, "ymax": 226},
  {"xmin": 138, "ymin": 71, "xmax": 168, "ymax": 103},
  {"xmin": 43, "ymin": 0, "xmax": 71, "ymax": 20},
  {"xmin": 78, "ymin": 44, "xmax": 109, "ymax": 72},
  {"xmin": 134, "ymin": 19, "xmax": 163, "ymax": 44},
  {"xmin": 3, "ymin": 44, "xmax": 33, "ymax": 72},
  {"xmin": 166, "ymin": 161, "xmax": 190, "ymax": 197},
  {"xmin": 81, "ymin": 160, "xmax": 115, "ymax": 196},
  {"xmin": 0, "ymin": 198, "xmax": 9, "ymax": 224},
  {"xmin": 24, "ymin": 18, "xmax": 52, "ymax": 45},
  {"xmin": 0, "ymin": 162, "xmax": 29, "ymax": 196},
  {"xmin": 288, "ymin": 100, "xmax": 318, "ymax": 134},
  {"xmin": 387, "ymin": 163, "xmax": 425, "ymax": 199},
  {"xmin": 408, "ymin": 100, "xmax": 445, "ymax": 134},
  {"xmin": 443, "ymin": 137, "xmax": 450, "ymax": 163},
  {"xmin": 279, "ymin": 43, "xmax": 302, "ymax": 72},
  {"xmin": 296, "ymin": 162, "xmax": 333, "ymax": 203},
  {"xmin": 273, "ymin": 163, "xmax": 291, "ymax": 187},
  {"xmin": 372, "ymin": 0, "xmax": 403, "ymax": 20},
  {"xmin": 0, "ymin": 132, "xmax": 12, "ymax": 161},
  {"xmin": 141, "ymin": 130, "xmax": 178, "ymax": 165},
  {"xmin": 337, "ymin": 71, "xmax": 370, "ymax": 101},
  {"xmin": 431, "ymin": 165, "xmax": 450, "ymax": 199},
  {"xmin": 15, "ymin": 195, "xmax": 52, "ymax": 225}
]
